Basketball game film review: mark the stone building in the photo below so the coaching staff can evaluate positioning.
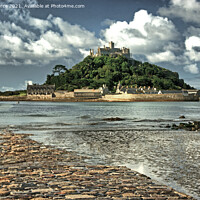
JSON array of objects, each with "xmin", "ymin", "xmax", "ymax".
[
  {"xmin": 74, "ymin": 89, "xmax": 102, "ymax": 99},
  {"xmin": 90, "ymin": 41, "xmax": 131, "ymax": 59},
  {"xmin": 184, "ymin": 89, "xmax": 200, "ymax": 97},
  {"xmin": 27, "ymin": 84, "xmax": 55, "ymax": 97},
  {"xmin": 99, "ymin": 84, "xmax": 110, "ymax": 95},
  {"xmin": 115, "ymin": 81, "xmax": 188, "ymax": 95}
]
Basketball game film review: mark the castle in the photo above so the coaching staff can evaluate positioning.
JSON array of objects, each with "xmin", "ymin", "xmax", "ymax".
[{"xmin": 90, "ymin": 41, "xmax": 131, "ymax": 59}]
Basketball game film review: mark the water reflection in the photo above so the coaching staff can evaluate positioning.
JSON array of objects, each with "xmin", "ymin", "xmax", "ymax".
[{"xmin": 39, "ymin": 129, "xmax": 200, "ymax": 199}]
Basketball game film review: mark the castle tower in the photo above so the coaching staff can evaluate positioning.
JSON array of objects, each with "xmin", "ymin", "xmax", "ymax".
[
  {"xmin": 90, "ymin": 49, "xmax": 94, "ymax": 56},
  {"xmin": 98, "ymin": 47, "xmax": 101, "ymax": 56},
  {"xmin": 109, "ymin": 41, "xmax": 114, "ymax": 49}
]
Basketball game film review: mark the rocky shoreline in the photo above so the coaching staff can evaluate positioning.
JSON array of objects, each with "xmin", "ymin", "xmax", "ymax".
[{"xmin": 0, "ymin": 130, "xmax": 196, "ymax": 199}]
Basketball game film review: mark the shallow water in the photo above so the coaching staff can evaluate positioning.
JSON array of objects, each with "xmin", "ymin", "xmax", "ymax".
[{"xmin": 0, "ymin": 101, "xmax": 200, "ymax": 199}]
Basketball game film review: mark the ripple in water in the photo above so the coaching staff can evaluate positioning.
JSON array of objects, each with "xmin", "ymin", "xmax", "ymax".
[{"xmin": 36, "ymin": 129, "xmax": 200, "ymax": 200}]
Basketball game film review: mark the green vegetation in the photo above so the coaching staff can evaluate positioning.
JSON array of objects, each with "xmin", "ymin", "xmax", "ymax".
[
  {"xmin": 45, "ymin": 55, "xmax": 193, "ymax": 91},
  {"xmin": 0, "ymin": 90, "xmax": 26, "ymax": 96}
]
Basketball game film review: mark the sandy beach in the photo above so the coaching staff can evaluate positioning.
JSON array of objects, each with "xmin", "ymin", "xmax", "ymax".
[{"xmin": 0, "ymin": 130, "xmax": 196, "ymax": 199}]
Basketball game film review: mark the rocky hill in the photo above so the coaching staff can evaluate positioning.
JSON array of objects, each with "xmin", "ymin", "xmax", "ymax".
[{"xmin": 45, "ymin": 55, "xmax": 193, "ymax": 91}]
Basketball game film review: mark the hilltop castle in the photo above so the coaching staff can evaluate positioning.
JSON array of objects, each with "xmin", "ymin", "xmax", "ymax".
[{"xmin": 90, "ymin": 41, "xmax": 131, "ymax": 59}]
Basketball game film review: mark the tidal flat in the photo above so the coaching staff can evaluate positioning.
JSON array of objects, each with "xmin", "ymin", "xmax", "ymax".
[{"xmin": 0, "ymin": 101, "xmax": 200, "ymax": 199}]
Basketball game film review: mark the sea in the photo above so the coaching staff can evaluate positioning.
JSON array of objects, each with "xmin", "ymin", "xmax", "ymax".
[{"xmin": 0, "ymin": 101, "xmax": 200, "ymax": 199}]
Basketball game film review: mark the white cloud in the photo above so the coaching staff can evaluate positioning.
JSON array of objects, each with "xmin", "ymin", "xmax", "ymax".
[
  {"xmin": 158, "ymin": 0, "xmax": 200, "ymax": 24},
  {"xmin": 25, "ymin": 80, "xmax": 33, "ymax": 86},
  {"xmin": 184, "ymin": 64, "xmax": 199, "ymax": 74},
  {"xmin": 101, "ymin": 10, "xmax": 179, "ymax": 63},
  {"xmin": 185, "ymin": 26, "xmax": 200, "ymax": 37},
  {"xmin": 0, "ymin": 86, "xmax": 15, "ymax": 92},
  {"xmin": 101, "ymin": 19, "xmax": 116, "ymax": 27},
  {"xmin": 185, "ymin": 36, "xmax": 200, "ymax": 62},
  {"xmin": 0, "ymin": 0, "xmax": 37, "ymax": 22},
  {"xmin": 0, "ymin": 5, "xmax": 182, "ymax": 67},
  {"xmin": 185, "ymin": 36, "xmax": 200, "ymax": 51},
  {"xmin": 0, "ymin": 21, "xmax": 35, "ymax": 39},
  {"xmin": 51, "ymin": 16, "xmax": 100, "ymax": 48},
  {"xmin": 182, "ymin": 28, "xmax": 200, "ymax": 65},
  {"xmin": 28, "ymin": 17, "xmax": 52, "ymax": 32},
  {"xmin": 0, "ymin": 0, "xmax": 101, "ymax": 67},
  {"xmin": 0, "ymin": 11, "xmax": 100, "ymax": 66},
  {"xmin": 147, "ymin": 51, "xmax": 176, "ymax": 63}
]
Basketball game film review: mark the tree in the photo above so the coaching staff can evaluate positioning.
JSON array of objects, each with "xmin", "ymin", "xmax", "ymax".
[
  {"xmin": 163, "ymin": 79, "xmax": 174, "ymax": 89},
  {"xmin": 121, "ymin": 61, "xmax": 129, "ymax": 73},
  {"xmin": 45, "ymin": 55, "xmax": 194, "ymax": 91},
  {"xmin": 53, "ymin": 65, "xmax": 67, "ymax": 75}
]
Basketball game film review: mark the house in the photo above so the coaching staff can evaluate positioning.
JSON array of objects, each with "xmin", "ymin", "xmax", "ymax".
[
  {"xmin": 184, "ymin": 89, "xmax": 200, "ymax": 97},
  {"xmin": 116, "ymin": 82, "xmax": 189, "ymax": 95},
  {"xmin": 27, "ymin": 84, "xmax": 55, "ymax": 97},
  {"xmin": 99, "ymin": 84, "xmax": 110, "ymax": 95},
  {"xmin": 116, "ymin": 82, "xmax": 157, "ymax": 94}
]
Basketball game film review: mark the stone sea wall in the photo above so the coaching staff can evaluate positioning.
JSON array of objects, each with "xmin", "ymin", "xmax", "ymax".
[
  {"xmin": 0, "ymin": 96, "xmax": 27, "ymax": 101},
  {"xmin": 0, "ymin": 93, "xmax": 199, "ymax": 102},
  {"xmin": 103, "ymin": 93, "xmax": 198, "ymax": 102}
]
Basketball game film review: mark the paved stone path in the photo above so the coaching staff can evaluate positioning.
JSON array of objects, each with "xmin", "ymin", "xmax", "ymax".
[{"xmin": 0, "ymin": 131, "xmax": 195, "ymax": 200}]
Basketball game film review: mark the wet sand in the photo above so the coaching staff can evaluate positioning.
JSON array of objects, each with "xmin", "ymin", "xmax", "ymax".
[{"xmin": 0, "ymin": 130, "xmax": 195, "ymax": 199}]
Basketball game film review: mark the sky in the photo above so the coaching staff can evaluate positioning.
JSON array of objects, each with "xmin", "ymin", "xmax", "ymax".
[{"xmin": 0, "ymin": 0, "xmax": 200, "ymax": 91}]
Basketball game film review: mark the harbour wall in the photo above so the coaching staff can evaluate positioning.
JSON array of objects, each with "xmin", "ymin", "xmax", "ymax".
[
  {"xmin": 102, "ymin": 93, "xmax": 199, "ymax": 102},
  {"xmin": 0, "ymin": 93, "xmax": 199, "ymax": 102}
]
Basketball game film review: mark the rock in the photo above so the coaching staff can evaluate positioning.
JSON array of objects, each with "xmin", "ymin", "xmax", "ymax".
[
  {"xmin": 21, "ymin": 182, "xmax": 37, "ymax": 189},
  {"xmin": 103, "ymin": 117, "xmax": 125, "ymax": 121},
  {"xmin": 106, "ymin": 190, "xmax": 121, "ymax": 196},
  {"xmin": 178, "ymin": 122, "xmax": 195, "ymax": 131},
  {"xmin": 179, "ymin": 115, "xmax": 185, "ymax": 119},
  {"xmin": 194, "ymin": 121, "xmax": 200, "ymax": 130},
  {"xmin": 59, "ymin": 189, "xmax": 76, "ymax": 195},
  {"xmin": 122, "ymin": 193, "xmax": 136, "ymax": 197},
  {"xmin": 31, "ymin": 188, "xmax": 53, "ymax": 193},
  {"xmin": 192, "ymin": 127, "xmax": 196, "ymax": 131},
  {"xmin": 171, "ymin": 121, "xmax": 200, "ymax": 131},
  {"xmin": 65, "ymin": 194, "xmax": 96, "ymax": 199},
  {"xmin": 0, "ymin": 189, "xmax": 10, "ymax": 196},
  {"xmin": 171, "ymin": 124, "xmax": 178, "ymax": 130}
]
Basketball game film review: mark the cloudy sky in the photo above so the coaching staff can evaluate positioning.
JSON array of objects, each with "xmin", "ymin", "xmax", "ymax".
[{"xmin": 0, "ymin": 0, "xmax": 200, "ymax": 91}]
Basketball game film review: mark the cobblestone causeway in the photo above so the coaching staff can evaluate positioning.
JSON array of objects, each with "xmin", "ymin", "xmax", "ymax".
[{"xmin": 0, "ymin": 131, "xmax": 196, "ymax": 200}]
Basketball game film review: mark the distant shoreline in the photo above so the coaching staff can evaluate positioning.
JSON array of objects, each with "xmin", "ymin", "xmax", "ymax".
[{"xmin": 0, "ymin": 93, "xmax": 199, "ymax": 102}]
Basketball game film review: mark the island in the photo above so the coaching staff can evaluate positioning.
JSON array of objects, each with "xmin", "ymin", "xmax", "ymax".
[{"xmin": 0, "ymin": 42, "xmax": 200, "ymax": 102}]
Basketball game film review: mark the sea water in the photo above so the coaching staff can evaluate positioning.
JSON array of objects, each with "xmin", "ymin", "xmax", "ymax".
[{"xmin": 0, "ymin": 101, "xmax": 200, "ymax": 199}]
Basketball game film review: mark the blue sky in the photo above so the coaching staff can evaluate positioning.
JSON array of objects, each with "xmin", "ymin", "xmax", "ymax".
[{"xmin": 0, "ymin": 0, "xmax": 200, "ymax": 91}]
